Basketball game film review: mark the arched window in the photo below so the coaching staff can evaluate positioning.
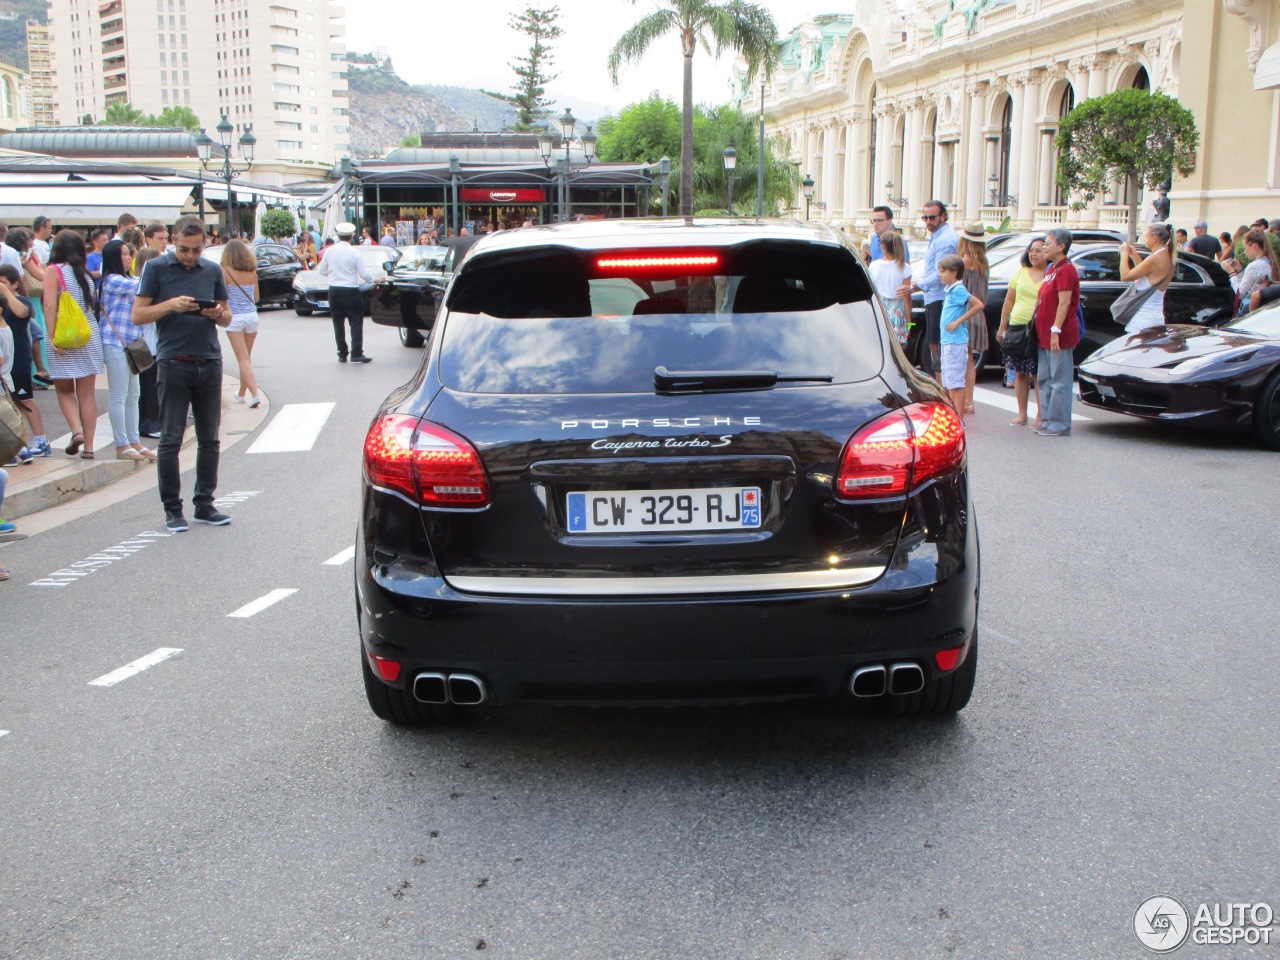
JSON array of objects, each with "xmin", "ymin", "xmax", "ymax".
[
  {"xmin": 922, "ymin": 110, "xmax": 937, "ymax": 203},
  {"xmin": 1, "ymin": 79, "xmax": 12, "ymax": 120},
  {"xmin": 1132, "ymin": 66, "xmax": 1150, "ymax": 90},
  {"xmin": 996, "ymin": 96, "xmax": 1013, "ymax": 206}
]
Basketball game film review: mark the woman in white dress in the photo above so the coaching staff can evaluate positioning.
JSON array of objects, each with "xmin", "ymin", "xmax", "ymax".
[
  {"xmin": 42, "ymin": 230, "xmax": 104, "ymax": 459},
  {"xmin": 868, "ymin": 231, "xmax": 912, "ymax": 347},
  {"xmin": 1119, "ymin": 221, "xmax": 1177, "ymax": 334}
]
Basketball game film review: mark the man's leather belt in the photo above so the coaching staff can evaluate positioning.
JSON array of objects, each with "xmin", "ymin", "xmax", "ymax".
[{"xmin": 172, "ymin": 355, "xmax": 200, "ymax": 362}]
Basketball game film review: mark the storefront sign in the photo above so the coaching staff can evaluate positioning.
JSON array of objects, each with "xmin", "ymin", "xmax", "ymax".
[{"xmin": 459, "ymin": 188, "xmax": 546, "ymax": 203}]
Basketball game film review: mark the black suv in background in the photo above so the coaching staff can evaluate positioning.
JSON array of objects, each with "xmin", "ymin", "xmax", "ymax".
[{"xmin": 358, "ymin": 220, "xmax": 980, "ymax": 724}]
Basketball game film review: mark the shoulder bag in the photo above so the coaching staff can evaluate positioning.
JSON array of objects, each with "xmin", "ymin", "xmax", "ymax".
[
  {"xmin": 0, "ymin": 379, "xmax": 26, "ymax": 463},
  {"xmin": 51, "ymin": 266, "xmax": 92, "ymax": 350},
  {"xmin": 99, "ymin": 277, "xmax": 156, "ymax": 375},
  {"xmin": 1111, "ymin": 260, "xmax": 1175, "ymax": 327}
]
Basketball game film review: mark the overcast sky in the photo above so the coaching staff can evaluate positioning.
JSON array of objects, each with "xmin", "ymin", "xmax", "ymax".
[{"xmin": 344, "ymin": 1, "xmax": 835, "ymax": 120}]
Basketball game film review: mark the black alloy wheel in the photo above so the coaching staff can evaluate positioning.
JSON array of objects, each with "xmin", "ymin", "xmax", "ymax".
[
  {"xmin": 399, "ymin": 325, "xmax": 425, "ymax": 348},
  {"xmin": 1254, "ymin": 370, "xmax": 1280, "ymax": 451},
  {"xmin": 295, "ymin": 304, "xmax": 313, "ymax": 316}
]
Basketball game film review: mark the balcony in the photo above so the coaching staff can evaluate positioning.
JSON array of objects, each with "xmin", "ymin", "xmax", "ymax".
[
  {"xmin": 101, "ymin": 36, "xmax": 124, "ymax": 54},
  {"xmin": 329, "ymin": 23, "xmax": 345, "ymax": 37},
  {"xmin": 104, "ymin": 75, "xmax": 128, "ymax": 91},
  {"xmin": 98, "ymin": 0, "xmax": 122, "ymax": 16},
  {"xmin": 100, "ymin": 16, "xmax": 123, "ymax": 36},
  {"xmin": 102, "ymin": 55, "xmax": 125, "ymax": 72},
  {"xmin": 271, "ymin": 44, "xmax": 299, "ymax": 57}
]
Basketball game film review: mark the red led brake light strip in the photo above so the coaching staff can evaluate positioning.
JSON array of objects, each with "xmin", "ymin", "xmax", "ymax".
[{"xmin": 595, "ymin": 255, "xmax": 720, "ymax": 269}]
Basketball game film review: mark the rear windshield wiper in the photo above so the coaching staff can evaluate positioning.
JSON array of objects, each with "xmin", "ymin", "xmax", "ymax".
[{"xmin": 655, "ymin": 366, "xmax": 833, "ymax": 392}]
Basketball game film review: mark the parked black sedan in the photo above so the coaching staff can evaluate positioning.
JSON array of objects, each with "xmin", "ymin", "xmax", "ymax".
[
  {"xmin": 1078, "ymin": 302, "xmax": 1280, "ymax": 449},
  {"xmin": 907, "ymin": 243, "xmax": 1235, "ymax": 369},
  {"xmin": 358, "ymin": 219, "xmax": 979, "ymax": 724},
  {"xmin": 200, "ymin": 242, "xmax": 302, "ymax": 308},
  {"xmin": 368, "ymin": 245, "xmax": 448, "ymax": 347}
]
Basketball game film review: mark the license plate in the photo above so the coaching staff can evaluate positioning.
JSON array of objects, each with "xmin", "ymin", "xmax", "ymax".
[
  {"xmin": 567, "ymin": 487, "xmax": 762, "ymax": 533},
  {"xmin": 317, "ymin": 300, "xmax": 329, "ymax": 309},
  {"xmin": 1097, "ymin": 384, "xmax": 1115, "ymax": 398}
]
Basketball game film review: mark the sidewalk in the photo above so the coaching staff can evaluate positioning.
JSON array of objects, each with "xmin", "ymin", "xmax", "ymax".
[{"xmin": 3, "ymin": 375, "xmax": 269, "ymax": 525}]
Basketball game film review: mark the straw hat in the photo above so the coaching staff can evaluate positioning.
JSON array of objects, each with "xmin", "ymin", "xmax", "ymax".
[{"xmin": 960, "ymin": 222, "xmax": 986, "ymax": 242}]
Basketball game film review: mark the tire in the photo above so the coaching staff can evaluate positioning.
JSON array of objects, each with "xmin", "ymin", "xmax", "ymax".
[
  {"xmin": 400, "ymin": 325, "xmax": 425, "ymax": 348},
  {"xmin": 361, "ymin": 645, "xmax": 446, "ymax": 726},
  {"xmin": 294, "ymin": 305, "xmax": 313, "ymax": 316},
  {"xmin": 1253, "ymin": 369, "xmax": 1280, "ymax": 451},
  {"xmin": 879, "ymin": 631, "xmax": 978, "ymax": 717}
]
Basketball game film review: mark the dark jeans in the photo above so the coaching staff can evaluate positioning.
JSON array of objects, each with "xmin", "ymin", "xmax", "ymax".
[
  {"xmin": 157, "ymin": 358, "xmax": 222, "ymax": 513},
  {"xmin": 137, "ymin": 363, "xmax": 159, "ymax": 429},
  {"xmin": 923, "ymin": 300, "xmax": 944, "ymax": 375},
  {"xmin": 330, "ymin": 287, "xmax": 365, "ymax": 357}
]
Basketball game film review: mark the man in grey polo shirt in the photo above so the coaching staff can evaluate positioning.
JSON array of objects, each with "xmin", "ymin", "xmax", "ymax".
[{"xmin": 132, "ymin": 216, "xmax": 231, "ymax": 532}]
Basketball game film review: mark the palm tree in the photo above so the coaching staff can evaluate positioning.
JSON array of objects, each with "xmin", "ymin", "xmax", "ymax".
[
  {"xmin": 101, "ymin": 101, "xmax": 145, "ymax": 125},
  {"xmin": 608, "ymin": 0, "xmax": 777, "ymax": 218}
]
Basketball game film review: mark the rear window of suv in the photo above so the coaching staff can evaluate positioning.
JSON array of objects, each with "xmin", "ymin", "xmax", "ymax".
[{"xmin": 439, "ymin": 240, "xmax": 884, "ymax": 394}]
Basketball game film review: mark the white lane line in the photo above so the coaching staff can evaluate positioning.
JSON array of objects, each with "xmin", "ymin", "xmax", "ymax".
[
  {"xmin": 247, "ymin": 403, "xmax": 335, "ymax": 454},
  {"xmin": 980, "ymin": 622, "xmax": 1020, "ymax": 646},
  {"xmin": 0, "ymin": 730, "xmax": 10, "ymax": 739},
  {"xmin": 89, "ymin": 647, "xmax": 183, "ymax": 687},
  {"xmin": 228, "ymin": 588, "xmax": 298, "ymax": 618},
  {"xmin": 323, "ymin": 545, "xmax": 355, "ymax": 566},
  {"xmin": 972, "ymin": 386, "xmax": 1092, "ymax": 422}
]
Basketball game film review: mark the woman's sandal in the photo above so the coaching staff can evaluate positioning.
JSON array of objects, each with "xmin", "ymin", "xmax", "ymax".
[
  {"xmin": 1009, "ymin": 417, "xmax": 1028, "ymax": 426},
  {"xmin": 79, "ymin": 450, "xmax": 95, "ymax": 460},
  {"xmin": 0, "ymin": 563, "xmax": 11, "ymax": 582},
  {"xmin": 65, "ymin": 432, "xmax": 84, "ymax": 455},
  {"xmin": 134, "ymin": 447, "xmax": 158, "ymax": 462},
  {"xmin": 117, "ymin": 448, "xmax": 146, "ymax": 462}
]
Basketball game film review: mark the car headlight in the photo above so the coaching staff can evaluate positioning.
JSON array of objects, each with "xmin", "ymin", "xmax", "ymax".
[{"xmin": 1173, "ymin": 347, "xmax": 1258, "ymax": 374}]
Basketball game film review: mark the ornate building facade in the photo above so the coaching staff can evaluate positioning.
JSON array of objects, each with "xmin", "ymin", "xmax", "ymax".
[{"xmin": 755, "ymin": 0, "xmax": 1275, "ymax": 238}]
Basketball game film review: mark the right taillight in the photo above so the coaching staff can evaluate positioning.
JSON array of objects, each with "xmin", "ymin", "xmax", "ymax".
[
  {"xmin": 364, "ymin": 414, "xmax": 490, "ymax": 508},
  {"xmin": 836, "ymin": 402, "xmax": 965, "ymax": 499}
]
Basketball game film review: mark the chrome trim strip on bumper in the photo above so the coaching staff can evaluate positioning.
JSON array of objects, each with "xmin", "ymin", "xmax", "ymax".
[{"xmin": 446, "ymin": 567, "xmax": 884, "ymax": 597}]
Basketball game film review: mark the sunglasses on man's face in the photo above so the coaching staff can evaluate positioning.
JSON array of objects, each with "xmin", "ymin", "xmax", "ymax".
[{"xmin": 922, "ymin": 214, "xmax": 941, "ymax": 221}]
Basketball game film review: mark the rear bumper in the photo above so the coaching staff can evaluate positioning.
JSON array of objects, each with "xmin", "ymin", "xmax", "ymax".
[{"xmin": 356, "ymin": 484, "xmax": 980, "ymax": 706}]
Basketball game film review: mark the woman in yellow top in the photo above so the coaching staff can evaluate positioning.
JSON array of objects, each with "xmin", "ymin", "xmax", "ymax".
[{"xmin": 996, "ymin": 237, "xmax": 1045, "ymax": 427}]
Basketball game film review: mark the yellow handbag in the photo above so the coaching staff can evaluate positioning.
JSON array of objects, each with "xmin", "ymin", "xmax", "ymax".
[{"xmin": 51, "ymin": 266, "xmax": 92, "ymax": 350}]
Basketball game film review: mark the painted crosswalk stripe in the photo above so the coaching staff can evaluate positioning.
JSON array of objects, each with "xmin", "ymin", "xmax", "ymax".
[
  {"xmin": 228, "ymin": 588, "xmax": 298, "ymax": 618},
  {"xmin": 89, "ymin": 648, "xmax": 183, "ymax": 687},
  {"xmin": 323, "ymin": 545, "xmax": 355, "ymax": 566},
  {"xmin": 247, "ymin": 403, "xmax": 335, "ymax": 454},
  {"xmin": 971, "ymin": 386, "xmax": 1092, "ymax": 422}
]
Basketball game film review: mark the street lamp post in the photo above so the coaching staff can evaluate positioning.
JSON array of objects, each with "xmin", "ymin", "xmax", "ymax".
[
  {"xmin": 802, "ymin": 174, "xmax": 815, "ymax": 221},
  {"xmin": 449, "ymin": 154, "xmax": 461, "ymax": 235},
  {"xmin": 195, "ymin": 115, "xmax": 255, "ymax": 237},
  {"xmin": 538, "ymin": 108, "xmax": 596, "ymax": 222},
  {"xmin": 660, "ymin": 156, "xmax": 671, "ymax": 217},
  {"xmin": 723, "ymin": 146, "xmax": 737, "ymax": 216}
]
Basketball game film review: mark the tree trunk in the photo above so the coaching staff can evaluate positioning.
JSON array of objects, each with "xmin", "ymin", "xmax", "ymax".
[
  {"xmin": 1126, "ymin": 170, "xmax": 1139, "ymax": 245},
  {"xmin": 681, "ymin": 50, "xmax": 694, "ymax": 219}
]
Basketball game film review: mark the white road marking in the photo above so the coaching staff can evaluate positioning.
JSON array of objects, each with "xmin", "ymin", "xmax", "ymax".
[
  {"xmin": 228, "ymin": 588, "xmax": 298, "ymax": 618},
  {"xmin": 29, "ymin": 529, "xmax": 174, "ymax": 588},
  {"xmin": 89, "ymin": 647, "xmax": 183, "ymax": 687},
  {"xmin": 247, "ymin": 403, "xmax": 335, "ymax": 454},
  {"xmin": 323, "ymin": 545, "xmax": 355, "ymax": 566},
  {"xmin": 971, "ymin": 386, "xmax": 1092, "ymax": 422},
  {"xmin": 980, "ymin": 622, "xmax": 1020, "ymax": 646},
  {"xmin": 212, "ymin": 490, "xmax": 262, "ymax": 509},
  {"xmin": 0, "ymin": 730, "xmax": 10, "ymax": 739}
]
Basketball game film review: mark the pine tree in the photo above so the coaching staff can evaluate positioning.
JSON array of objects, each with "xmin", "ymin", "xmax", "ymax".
[{"xmin": 483, "ymin": 6, "xmax": 563, "ymax": 132}]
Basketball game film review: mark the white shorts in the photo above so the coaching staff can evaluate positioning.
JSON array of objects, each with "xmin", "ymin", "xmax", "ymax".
[
  {"xmin": 227, "ymin": 311, "xmax": 260, "ymax": 334},
  {"xmin": 940, "ymin": 342, "xmax": 969, "ymax": 389}
]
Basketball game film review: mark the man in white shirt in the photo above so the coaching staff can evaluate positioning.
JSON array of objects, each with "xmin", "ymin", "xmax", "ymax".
[
  {"xmin": 317, "ymin": 222, "xmax": 376, "ymax": 363},
  {"xmin": 31, "ymin": 216, "xmax": 52, "ymax": 264}
]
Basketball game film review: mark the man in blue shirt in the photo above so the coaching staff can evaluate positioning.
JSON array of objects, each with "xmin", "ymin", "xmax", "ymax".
[
  {"xmin": 911, "ymin": 200, "xmax": 958, "ymax": 375},
  {"xmin": 864, "ymin": 206, "xmax": 911, "ymax": 265}
]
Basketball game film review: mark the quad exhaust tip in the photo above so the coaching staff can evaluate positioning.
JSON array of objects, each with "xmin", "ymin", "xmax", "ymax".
[
  {"xmin": 850, "ymin": 662, "xmax": 925, "ymax": 698},
  {"xmin": 413, "ymin": 671, "xmax": 488, "ymax": 705}
]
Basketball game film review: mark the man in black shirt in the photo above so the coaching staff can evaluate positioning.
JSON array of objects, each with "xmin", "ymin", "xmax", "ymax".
[
  {"xmin": 1186, "ymin": 219, "xmax": 1223, "ymax": 259},
  {"xmin": 132, "ymin": 216, "xmax": 231, "ymax": 532}
]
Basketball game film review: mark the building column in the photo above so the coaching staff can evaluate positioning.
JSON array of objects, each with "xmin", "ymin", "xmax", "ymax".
[
  {"xmin": 845, "ymin": 117, "xmax": 864, "ymax": 219},
  {"xmin": 1003, "ymin": 79, "xmax": 1024, "ymax": 221},
  {"xmin": 964, "ymin": 81, "xmax": 989, "ymax": 220},
  {"xmin": 1081, "ymin": 53, "xmax": 1112, "ymax": 228},
  {"xmin": 903, "ymin": 100, "xmax": 925, "ymax": 217},
  {"xmin": 1038, "ymin": 128, "xmax": 1057, "ymax": 206},
  {"xmin": 1014, "ymin": 71, "xmax": 1043, "ymax": 228},
  {"xmin": 872, "ymin": 108, "xmax": 891, "ymax": 208}
]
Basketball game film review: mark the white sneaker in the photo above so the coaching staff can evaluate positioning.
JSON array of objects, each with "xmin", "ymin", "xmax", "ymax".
[
  {"xmin": 233, "ymin": 394, "xmax": 246, "ymax": 404},
  {"xmin": 248, "ymin": 395, "xmax": 261, "ymax": 409}
]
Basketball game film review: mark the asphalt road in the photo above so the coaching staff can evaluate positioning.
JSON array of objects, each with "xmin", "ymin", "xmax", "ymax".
[{"xmin": 1, "ymin": 312, "xmax": 1276, "ymax": 959}]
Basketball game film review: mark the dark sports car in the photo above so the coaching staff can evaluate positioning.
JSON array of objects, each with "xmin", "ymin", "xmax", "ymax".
[
  {"xmin": 357, "ymin": 219, "xmax": 979, "ymax": 724},
  {"xmin": 908, "ymin": 243, "xmax": 1234, "ymax": 370},
  {"xmin": 1078, "ymin": 302, "xmax": 1280, "ymax": 449}
]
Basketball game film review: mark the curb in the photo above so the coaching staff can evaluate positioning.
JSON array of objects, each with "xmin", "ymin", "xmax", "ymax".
[{"xmin": 3, "ymin": 376, "xmax": 268, "ymax": 524}]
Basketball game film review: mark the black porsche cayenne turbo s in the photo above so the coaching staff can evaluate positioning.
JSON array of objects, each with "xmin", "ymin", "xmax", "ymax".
[{"xmin": 357, "ymin": 219, "xmax": 979, "ymax": 723}]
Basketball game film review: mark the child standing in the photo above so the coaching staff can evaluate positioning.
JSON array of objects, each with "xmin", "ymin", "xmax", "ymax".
[
  {"xmin": 937, "ymin": 254, "xmax": 986, "ymax": 420},
  {"xmin": 868, "ymin": 231, "xmax": 912, "ymax": 347}
]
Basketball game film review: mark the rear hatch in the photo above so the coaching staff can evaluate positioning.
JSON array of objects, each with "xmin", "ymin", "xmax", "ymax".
[{"xmin": 383, "ymin": 238, "xmax": 961, "ymax": 596}]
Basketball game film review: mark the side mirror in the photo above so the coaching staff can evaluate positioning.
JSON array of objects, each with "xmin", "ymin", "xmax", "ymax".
[
  {"xmin": 384, "ymin": 260, "xmax": 397, "ymax": 273},
  {"xmin": 257, "ymin": 260, "xmax": 269, "ymax": 269}
]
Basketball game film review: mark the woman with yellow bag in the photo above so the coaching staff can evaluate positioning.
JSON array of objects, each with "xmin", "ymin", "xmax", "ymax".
[{"xmin": 44, "ymin": 231, "xmax": 104, "ymax": 459}]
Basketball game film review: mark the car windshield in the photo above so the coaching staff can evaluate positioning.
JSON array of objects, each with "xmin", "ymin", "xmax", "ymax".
[
  {"xmin": 1228, "ymin": 301, "xmax": 1280, "ymax": 337},
  {"xmin": 394, "ymin": 245, "xmax": 447, "ymax": 271},
  {"xmin": 201, "ymin": 246, "xmax": 224, "ymax": 263},
  {"xmin": 357, "ymin": 246, "xmax": 395, "ymax": 270},
  {"xmin": 440, "ymin": 242, "xmax": 883, "ymax": 394}
]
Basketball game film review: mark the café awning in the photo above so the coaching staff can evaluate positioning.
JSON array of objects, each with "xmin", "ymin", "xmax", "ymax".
[{"xmin": 0, "ymin": 182, "xmax": 197, "ymax": 224}]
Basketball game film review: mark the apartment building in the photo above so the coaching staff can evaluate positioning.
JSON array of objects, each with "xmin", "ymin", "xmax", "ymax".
[
  {"xmin": 26, "ymin": 22, "xmax": 56, "ymax": 127},
  {"xmin": 48, "ymin": 0, "xmax": 350, "ymax": 167}
]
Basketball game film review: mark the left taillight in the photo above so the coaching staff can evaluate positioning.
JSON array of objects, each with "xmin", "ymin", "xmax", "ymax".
[
  {"xmin": 364, "ymin": 414, "xmax": 490, "ymax": 508},
  {"xmin": 836, "ymin": 401, "xmax": 965, "ymax": 499}
]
